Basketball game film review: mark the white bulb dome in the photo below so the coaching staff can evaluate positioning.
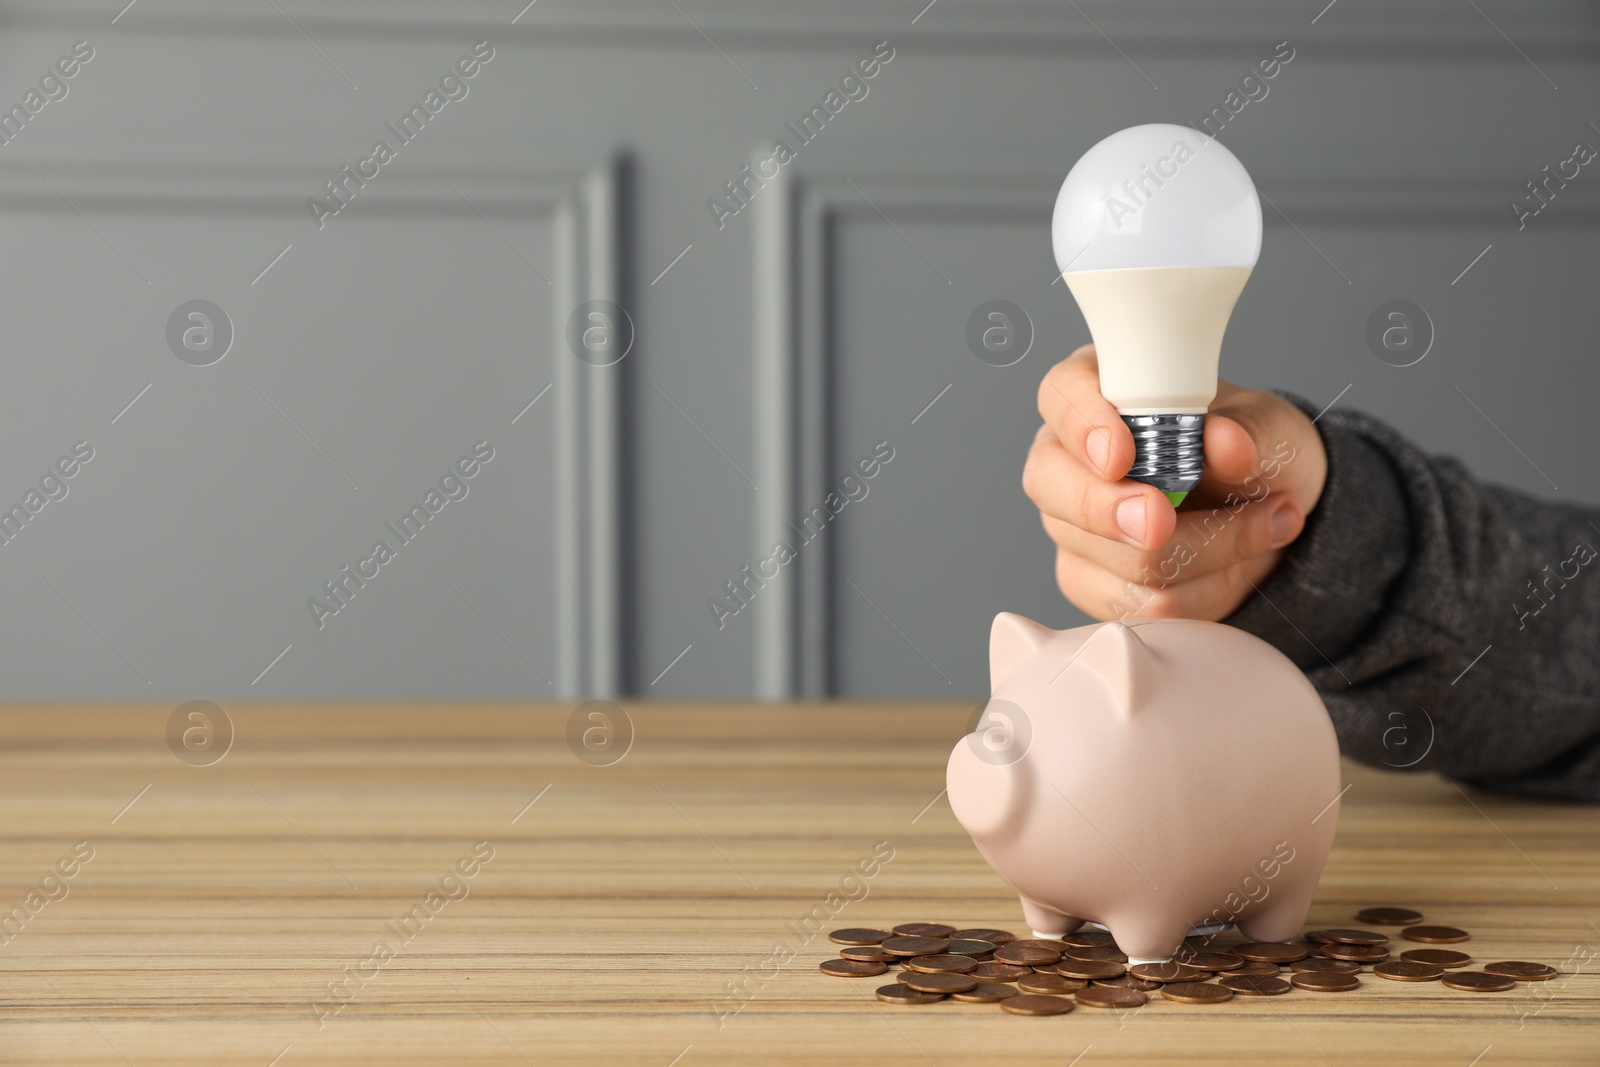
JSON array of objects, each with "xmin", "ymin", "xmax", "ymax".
[{"xmin": 1052, "ymin": 124, "xmax": 1262, "ymax": 274}]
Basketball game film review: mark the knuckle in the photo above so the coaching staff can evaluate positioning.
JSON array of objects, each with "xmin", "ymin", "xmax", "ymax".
[
  {"xmin": 1074, "ymin": 478, "xmax": 1103, "ymax": 531},
  {"xmin": 1218, "ymin": 560, "xmax": 1251, "ymax": 598},
  {"xmin": 1129, "ymin": 546, "xmax": 1168, "ymax": 576},
  {"xmin": 1150, "ymin": 542, "xmax": 1190, "ymax": 583},
  {"xmin": 1054, "ymin": 550, "xmax": 1083, "ymax": 600},
  {"xmin": 1240, "ymin": 512, "xmax": 1275, "ymax": 563},
  {"xmin": 1021, "ymin": 453, "xmax": 1043, "ymax": 505},
  {"xmin": 1135, "ymin": 585, "xmax": 1189, "ymax": 619},
  {"xmin": 1106, "ymin": 551, "xmax": 1160, "ymax": 585},
  {"xmin": 1037, "ymin": 364, "xmax": 1064, "ymax": 418},
  {"xmin": 1222, "ymin": 504, "xmax": 1273, "ymax": 565}
]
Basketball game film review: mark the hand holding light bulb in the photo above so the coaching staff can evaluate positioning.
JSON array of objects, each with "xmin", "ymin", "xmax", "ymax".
[
  {"xmin": 1028, "ymin": 124, "xmax": 1327, "ymax": 620},
  {"xmin": 1024, "ymin": 349, "xmax": 1326, "ymax": 622}
]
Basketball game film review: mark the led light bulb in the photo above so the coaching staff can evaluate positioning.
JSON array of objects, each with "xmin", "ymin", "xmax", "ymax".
[{"xmin": 1052, "ymin": 124, "xmax": 1262, "ymax": 506}]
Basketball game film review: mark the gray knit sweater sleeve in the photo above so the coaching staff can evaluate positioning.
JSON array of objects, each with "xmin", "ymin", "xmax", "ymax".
[{"xmin": 1223, "ymin": 397, "xmax": 1600, "ymax": 802}]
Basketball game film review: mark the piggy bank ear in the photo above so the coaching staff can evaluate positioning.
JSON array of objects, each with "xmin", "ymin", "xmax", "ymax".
[
  {"xmin": 1077, "ymin": 622, "xmax": 1158, "ymax": 714},
  {"xmin": 990, "ymin": 613, "xmax": 1052, "ymax": 687}
]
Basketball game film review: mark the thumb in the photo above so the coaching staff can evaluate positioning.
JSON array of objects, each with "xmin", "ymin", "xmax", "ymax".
[{"xmin": 1198, "ymin": 388, "xmax": 1324, "ymax": 512}]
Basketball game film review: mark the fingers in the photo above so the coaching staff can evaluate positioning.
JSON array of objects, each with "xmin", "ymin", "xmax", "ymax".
[
  {"xmin": 1024, "ymin": 429, "xmax": 1176, "ymax": 551},
  {"xmin": 1053, "ymin": 544, "xmax": 1284, "ymax": 623},
  {"xmin": 1028, "ymin": 363, "xmax": 1330, "ymax": 624},
  {"xmin": 1036, "ymin": 347, "xmax": 1137, "ymax": 481},
  {"xmin": 1041, "ymin": 488, "xmax": 1303, "ymax": 585}
]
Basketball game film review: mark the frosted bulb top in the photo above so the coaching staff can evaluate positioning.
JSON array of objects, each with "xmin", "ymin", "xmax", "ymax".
[{"xmin": 1052, "ymin": 123, "xmax": 1262, "ymax": 275}]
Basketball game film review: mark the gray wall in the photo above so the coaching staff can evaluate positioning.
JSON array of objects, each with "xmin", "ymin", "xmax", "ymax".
[{"xmin": 0, "ymin": 0, "xmax": 1595, "ymax": 702}]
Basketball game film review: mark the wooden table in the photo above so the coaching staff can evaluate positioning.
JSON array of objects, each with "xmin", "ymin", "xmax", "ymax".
[{"xmin": 1, "ymin": 703, "xmax": 1595, "ymax": 1065}]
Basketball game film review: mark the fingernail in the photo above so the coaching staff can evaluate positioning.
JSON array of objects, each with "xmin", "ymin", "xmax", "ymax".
[
  {"xmin": 1086, "ymin": 427, "xmax": 1110, "ymax": 476},
  {"xmin": 1270, "ymin": 503, "xmax": 1301, "ymax": 548},
  {"xmin": 1115, "ymin": 496, "xmax": 1147, "ymax": 545}
]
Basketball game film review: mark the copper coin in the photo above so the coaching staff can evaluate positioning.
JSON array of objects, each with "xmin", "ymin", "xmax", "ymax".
[
  {"xmin": 1075, "ymin": 986, "xmax": 1147, "ymax": 1009},
  {"xmin": 838, "ymin": 946, "xmax": 895, "ymax": 963},
  {"xmin": 949, "ymin": 928, "xmax": 1016, "ymax": 945},
  {"xmin": 902, "ymin": 971, "xmax": 978, "ymax": 994},
  {"xmin": 1374, "ymin": 961, "xmax": 1444, "ymax": 982},
  {"xmin": 1129, "ymin": 961, "xmax": 1208, "ymax": 983},
  {"xmin": 1177, "ymin": 951, "xmax": 1244, "ymax": 972},
  {"xmin": 944, "ymin": 939, "xmax": 998, "ymax": 958},
  {"xmin": 1000, "ymin": 993, "xmax": 1075, "ymax": 1016},
  {"xmin": 1484, "ymin": 961, "xmax": 1559, "ymax": 981},
  {"xmin": 1056, "ymin": 959, "xmax": 1127, "ymax": 981},
  {"xmin": 1063, "ymin": 944, "xmax": 1129, "ymax": 963},
  {"xmin": 1059, "ymin": 930, "xmax": 1116, "ymax": 947},
  {"xmin": 875, "ymin": 983, "xmax": 945, "ymax": 1004},
  {"xmin": 1314, "ymin": 929, "xmax": 1390, "ymax": 946},
  {"xmin": 829, "ymin": 928, "xmax": 892, "ymax": 945},
  {"xmin": 1032, "ymin": 965, "xmax": 1062, "ymax": 975},
  {"xmin": 1019, "ymin": 973, "xmax": 1083, "ymax": 995},
  {"xmin": 995, "ymin": 943, "xmax": 1062, "ymax": 966},
  {"xmin": 1401, "ymin": 949, "xmax": 1471, "ymax": 969},
  {"xmin": 1219, "ymin": 974, "xmax": 1292, "ymax": 996},
  {"xmin": 1319, "ymin": 943, "xmax": 1389, "ymax": 963},
  {"xmin": 1402, "ymin": 925, "xmax": 1470, "ymax": 944},
  {"xmin": 1356, "ymin": 907, "xmax": 1424, "ymax": 926},
  {"xmin": 1233, "ymin": 942, "xmax": 1309, "ymax": 963},
  {"xmin": 971, "ymin": 962, "xmax": 1033, "ymax": 982},
  {"xmin": 1303, "ymin": 930, "xmax": 1335, "ymax": 944},
  {"xmin": 892, "ymin": 922, "xmax": 955, "ymax": 938},
  {"xmin": 1094, "ymin": 975, "xmax": 1160, "ymax": 991},
  {"xmin": 1292, "ymin": 958, "xmax": 1361, "ymax": 975},
  {"xmin": 1221, "ymin": 961, "xmax": 1280, "ymax": 977},
  {"xmin": 880, "ymin": 936, "xmax": 951, "ymax": 957},
  {"xmin": 951, "ymin": 981, "xmax": 1020, "ymax": 1003},
  {"xmin": 1291, "ymin": 971, "xmax": 1360, "ymax": 992},
  {"xmin": 1442, "ymin": 971, "xmax": 1516, "ymax": 992},
  {"xmin": 905, "ymin": 954, "xmax": 979, "ymax": 974},
  {"xmin": 1161, "ymin": 981, "xmax": 1235, "ymax": 1004},
  {"xmin": 820, "ymin": 959, "xmax": 887, "ymax": 977},
  {"xmin": 1012, "ymin": 938, "xmax": 1072, "ymax": 952}
]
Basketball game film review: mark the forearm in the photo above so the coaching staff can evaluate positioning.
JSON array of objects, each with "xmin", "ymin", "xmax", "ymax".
[{"xmin": 1224, "ymin": 397, "xmax": 1600, "ymax": 801}]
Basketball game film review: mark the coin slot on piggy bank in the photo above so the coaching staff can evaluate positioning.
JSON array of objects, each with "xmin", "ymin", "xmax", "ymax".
[{"xmin": 947, "ymin": 614, "xmax": 1341, "ymax": 964}]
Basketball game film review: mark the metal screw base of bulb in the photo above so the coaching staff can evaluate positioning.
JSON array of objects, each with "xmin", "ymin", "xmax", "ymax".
[{"xmin": 1122, "ymin": 413, "xmax": 1205, "ymax": 498}]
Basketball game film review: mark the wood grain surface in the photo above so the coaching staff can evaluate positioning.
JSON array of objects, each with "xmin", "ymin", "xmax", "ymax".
[{"xmin": 0, "ymin": 703, "xmax": 1595, "ymax": 1065}]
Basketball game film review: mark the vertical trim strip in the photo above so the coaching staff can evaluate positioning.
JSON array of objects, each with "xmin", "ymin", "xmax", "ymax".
[
  {"xmin": 753, "ymin": 163, "xmax": 796, "ymax": 699},
  {"xmin": 754, "ymin": 174, "xmax": 835, "ymax": 698},
  {"xmin": 796, "ymin": 190, "xmax": 832, "ymax": 698},
  {"xmin": 555, "ymin": 155, "xmax": 629, "ymax": 699},
  {"xmin": 585, "ymin": 162, "xmax": 623, "ymax": 697},
  {"xmin": 553, "ymin": 191, "xmax": 584, "ymax": 698}
]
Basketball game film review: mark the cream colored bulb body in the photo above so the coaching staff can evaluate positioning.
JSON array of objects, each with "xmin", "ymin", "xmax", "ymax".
[{"xmin": 1063, "ymin": 265, "xmax": 1251, "ymax": 415}]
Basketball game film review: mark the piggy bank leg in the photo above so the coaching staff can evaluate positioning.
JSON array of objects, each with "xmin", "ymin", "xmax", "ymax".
[
  {"xmin": 1236, "ymin": 873, "xmax": 1319, "ymax": 944},
  {"xmin": 1106, "ymin": 916, "xmax": 1193, "ymax": 965},
  {"xmin": 1019, "ymin": 897, "xmax": 1082, "ymax": 940}
]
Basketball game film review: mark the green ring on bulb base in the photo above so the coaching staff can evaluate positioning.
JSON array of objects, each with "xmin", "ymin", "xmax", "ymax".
[{"xmin": 1164, "ymin": 490, "xmax": 1189, "ymax": 507}]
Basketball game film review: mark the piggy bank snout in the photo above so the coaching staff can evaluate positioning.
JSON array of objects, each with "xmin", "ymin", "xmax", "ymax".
[{"xmin": 946, "ymin": 703, "xmax": 1035, "ymax": 840}]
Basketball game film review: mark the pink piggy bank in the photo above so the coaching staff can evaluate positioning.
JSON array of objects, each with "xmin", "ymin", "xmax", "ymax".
[{"xmin": 947, "ymin": 613, "xmax": 1341, "ymax": 963}]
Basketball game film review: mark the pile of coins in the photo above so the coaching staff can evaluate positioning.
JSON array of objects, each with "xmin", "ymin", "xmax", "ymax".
[{"xmin": 820, "ymin": 908, "xmax": 1558, "ymax": 1015}]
